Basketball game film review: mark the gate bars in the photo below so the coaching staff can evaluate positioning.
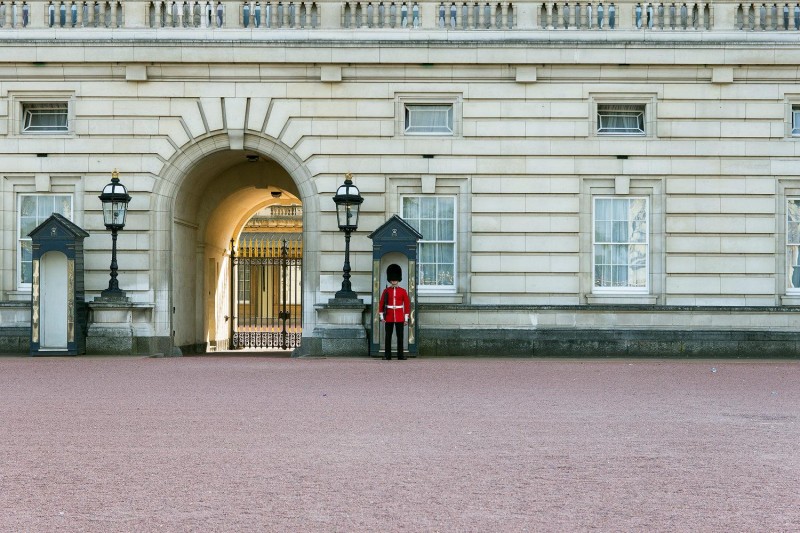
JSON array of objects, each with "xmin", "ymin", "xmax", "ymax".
[{"xmin": 230, "ymin": 237, "xmax": 303, "ymax": 350}]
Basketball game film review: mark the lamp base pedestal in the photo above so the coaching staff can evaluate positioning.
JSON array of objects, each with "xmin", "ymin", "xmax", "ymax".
[
  {"xmin": 299, "ymin": 298, "xmax": 367, "ymax": 357},
  {"xmin": 86, "ymin": 297, "xmax": 157, "ymax": 355}
]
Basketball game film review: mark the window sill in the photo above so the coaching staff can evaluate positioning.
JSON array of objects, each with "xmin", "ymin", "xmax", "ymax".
[
  {"xmin": 419, "ymin": 293, "xmax": 463, "ymax": 304},
  {"xmin": 780, "ymin": 295, "xmax": 800, "ymax": 306},
  {"xmin": 6, "ymin": 290, "xmax": 32, "ymax": 302},
  {"xmin": 586, "ymin": 293, "xmax": 658, "ymax": 305}
]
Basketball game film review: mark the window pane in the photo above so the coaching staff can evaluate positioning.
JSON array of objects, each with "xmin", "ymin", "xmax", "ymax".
[
  {"xmin": 405, "ymin": 104, "xmax": 453, "ymax": 134},
  {"xmin": 22, "ymin": 102, "xmax": 69, "ymax": 133},
  {"xmin": 595, "ymin": 198, "xmax": 612, "ymax": 220},
  {"xmin": 20, "ymin": 217, "xmax": 37, "ymax": 237},
  {"xmin": 630, "ymin": 198, "xmax": 647, "ymax": 219},
  {"xmin": 789, "ymin": 222, "xmax": 800, "ymax": 245},
  {"xmin": 593, "ymin": 197, "xmax": 648, "ymax": 290},
  {"xmin": 611, "ymin": 244, "xmax": 627, "ymax": 264},
  {"xmin": 789, "ymin": 200, "xmax": 800, "ymax": 244},
  {"xmin": 404, "ymin": 195, "xmax": 456, "ymax": 289},
  {"xmin": 793, "ymin": 109, "xmax": 800, "ymax": 135},
  {"xmin": 595, "ymin": 221, "xmax": 611, "ymax": 242},
  {"xmin": 38, "ymin": 196, "xmax": 54, "ymax": 218},
  {"xmin": 789, "ymin": 246, "xmax": 800, "ymax": 288},
  {"xmin": 437, "ymin": 197, "xmax": 455, "ymax": 218},
  {"xmin": 438, "ymin": 243, "xmax": 454, "ymax": 264},
  {"xmin": 56, "ymin": 196, "xmax": 72, "ymax": 217},
  {"xmin": 21, "ymin": 196, "xmax": 36, "ymax": 217},
  {"xmin": 630, "ymin": 221, "xmax": 647, "ymax": 243},
  {"xmin": 420, "ymin": 197, "xmax": 437, "ymax": 218},
  {"xmin": 594, "ymin": 244, "xmax": 609, "ymax": 265},
  {"xmin": 18, "ymin": 194, "xmax": 73, "ymax": 287},
  {"xmin": 597, "ymin": 104, "xmax": 646, "ymax": 135},
  {"xmin": 436, "ymin": 264, "xmax": 454, "ymax": 286},
  {"xmin": 421, "ymin": 264, "xmax": 437, "ymax": 285},
  {"xmin": 403, "ymin": 197, "xmax": 419, "ymax": 219},
  {"xmin": 437, "ymin": 219, "xmax": 454, "ymax": 240},
  {"xmin": 420, "ymin": 243, "xmax": 435, "ymax": 262},
  {"xmin": 612, "ymin": 221, "xmax": 628, "ymax": 242},
  {"xmin": 420, "ymin": 220, "xmax": 436, "ymax": 240}
]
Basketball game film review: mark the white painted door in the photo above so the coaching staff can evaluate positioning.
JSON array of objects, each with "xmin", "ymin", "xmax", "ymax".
[{"xmin": 41, "ymin": 251, "xmax": 68, "ymax": 350}]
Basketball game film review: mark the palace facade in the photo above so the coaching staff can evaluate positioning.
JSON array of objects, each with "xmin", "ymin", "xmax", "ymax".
[{"xmin": 2, "ymin": 1, "xmax": 800, "ymax": 356}]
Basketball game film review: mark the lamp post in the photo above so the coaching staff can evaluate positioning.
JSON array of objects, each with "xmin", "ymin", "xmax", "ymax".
[
  {"xmin": 99, "ymin": 169, "xmax": 131, "ymax": 299},
  {"xmin": 332, "ymin": 173, "xmax": 363, "ymax": 300}
]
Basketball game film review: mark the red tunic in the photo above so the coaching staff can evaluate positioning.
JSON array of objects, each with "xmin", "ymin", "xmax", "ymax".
[{"xmin": 379, "ymin": 286, "xmax": 410, "ymax": 323}]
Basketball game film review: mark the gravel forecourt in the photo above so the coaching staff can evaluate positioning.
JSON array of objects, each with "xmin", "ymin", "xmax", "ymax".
[{"xmin": 0, "ymin": 356, "xmax": 798, "ymax": 532}]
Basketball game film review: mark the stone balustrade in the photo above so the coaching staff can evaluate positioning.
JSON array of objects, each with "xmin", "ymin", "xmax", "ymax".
[{"xmin": 0, "ymin": 0, "xmax": 798, "ymax": 30}]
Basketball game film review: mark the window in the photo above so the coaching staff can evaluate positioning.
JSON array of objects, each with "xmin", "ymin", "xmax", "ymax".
[
  {"xmin": 22, "ymin": 102, "xmax": 69, "ymax": 133},
  {"xmin": 18, "ymin": 194, "xmax": 73, "ymax": 286},
  {"xmin": 404, "ymin": 104, "xmax": 454, "ymax": 135},
  {"xmin": 792, "ymin": 106, "xmax": 800, "ymax": 136},
  {"xmin": 597, "ymin": 104, "xmax": 645, "ymax": 135},
  {"xmin": 787, "ymin": 199, "xmax": 800, "ymax": 290},
  {"xmin": 593, "ymin": 197, "xmax": 648, "ymax": 291},
  {"xmin": 402, "ymin": 196, "xmax": 456, "ymax": 290}
]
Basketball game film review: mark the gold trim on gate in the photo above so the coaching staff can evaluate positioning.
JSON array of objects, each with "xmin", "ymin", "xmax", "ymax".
[
  {"xmin": 31, "ymin": 259, "xmax": 40, "ymax": 344},
  {"xmin": 408, "ymin": 260, "xmax": 416, "ymax": 344},
  {"xmin": 67, "ymin": 260, "xmax": 75, "ymax": 343},
  {"xmin": 373, "ymin": 259, "xmax": 381, "ymax": 344}
]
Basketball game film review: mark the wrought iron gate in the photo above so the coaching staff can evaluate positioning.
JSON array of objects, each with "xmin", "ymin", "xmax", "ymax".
[{"xmin": 230, "ymin": 237, "xmax": 302, "ymax": 350}]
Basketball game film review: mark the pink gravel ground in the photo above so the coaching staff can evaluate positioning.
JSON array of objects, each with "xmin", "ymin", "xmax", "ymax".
[{"xmin": 0, "ymin": 356, "xmax": 798, "ymax": 532}]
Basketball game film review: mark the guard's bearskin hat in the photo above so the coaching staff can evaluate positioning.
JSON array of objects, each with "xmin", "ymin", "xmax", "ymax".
[{"xmin": 387, "ymin": 263, "xmax": 403, "ymax": 282}]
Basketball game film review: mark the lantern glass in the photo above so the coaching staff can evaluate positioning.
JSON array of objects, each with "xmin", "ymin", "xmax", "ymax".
[
  {"xmin": 333, "ymin": 178, "xmax": 363, "ymax": 232},
  {"xmin": 103, "ymin": 199, "xmax": 128, "ymax": 227},
  {"xmin": 99, "ymin": 173, "xmax": 131, "ymax": 230}
]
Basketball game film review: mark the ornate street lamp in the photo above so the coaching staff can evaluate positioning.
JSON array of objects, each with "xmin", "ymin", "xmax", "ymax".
[
  {"xmin": 332, "ymin": 173, "xmax": 363, "ymax": 300},
  {"xmin": 99, "ymin": 169, "xmax": 131, "ymax": 299}
]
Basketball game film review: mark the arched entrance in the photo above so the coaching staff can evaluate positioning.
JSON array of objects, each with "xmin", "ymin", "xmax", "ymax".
[{"xmin": 152, "ymin": 134, "xmax": 319, "ymax": 355}]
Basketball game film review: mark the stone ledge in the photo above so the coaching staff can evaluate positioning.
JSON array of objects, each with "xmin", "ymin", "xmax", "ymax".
[{"xmin": 420, "ymin": 327, "xmax": 800, "ymax": 358}]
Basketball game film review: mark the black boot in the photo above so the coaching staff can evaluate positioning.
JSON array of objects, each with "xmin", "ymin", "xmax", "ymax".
[
  {"xmin": 398, "ymin": 354, "xmax": 407, "ymax": 360},
  {"xmin": 384, "ymin": 354, "xmax": 391, "ymax": 360}
]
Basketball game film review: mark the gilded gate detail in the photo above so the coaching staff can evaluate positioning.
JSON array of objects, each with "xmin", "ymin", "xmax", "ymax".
[{"xmin": 230, "ymin": 238, "xmax": 302, "ymax": 350}]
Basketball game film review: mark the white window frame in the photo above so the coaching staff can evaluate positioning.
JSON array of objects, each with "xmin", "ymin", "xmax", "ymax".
[
  {"xmin": 596, "ymin": 104, "xmax": 646, "ymax": 136},
  {"xmin": 395, "ymin": 94, "xmax": 462, "ymax": 137},
  {"xmin": 404, "ymin": 104, "xmax": 454, "ymax": 135},
  {"xmin": 791, "ymin": 105, "xmax": 800, "ymax": 136},
  {"xmin": 17, "ymin": 193, "xmax": 74, "ymax": 289},
  {"xmin": 402, "ymin": 195, "xmax": 457, "ymax": 293},
  {"xmin": 786, "ymin": 198, "xmax": 800, "ymax": 292},
  {"xmin": 592, "ymin": 196, "xmax": 649, "ymax": 294},
  {"xmin": 22, "ymin": 102, "xmax": 69, "ymax": 133},
  {"xmin": 8, "ymin": 92, "xmax": 75, "ymax": 137},
  {"xmin": 590, "ymin": 94, "xmax": 656, "ymax": 139}
]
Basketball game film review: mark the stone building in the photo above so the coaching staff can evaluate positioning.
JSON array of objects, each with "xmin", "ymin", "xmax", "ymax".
[{"xmin": 2, "ymin": 1, "xmax": 800, "ymax": 356}]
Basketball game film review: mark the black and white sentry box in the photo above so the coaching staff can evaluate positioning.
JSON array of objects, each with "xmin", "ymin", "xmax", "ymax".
[
  {"xmin": 28, "ymin": 213, "xmax": 90, "ymax": 356},
  {"xmin": 367, "ymin": 215, "xmax": 423, "ymax": 357}
]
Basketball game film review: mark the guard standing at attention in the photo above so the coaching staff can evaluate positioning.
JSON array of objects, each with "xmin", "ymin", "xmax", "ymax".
[{"xmin": 378, "ymin": 264, "xmax": 411, "ymax": 360}]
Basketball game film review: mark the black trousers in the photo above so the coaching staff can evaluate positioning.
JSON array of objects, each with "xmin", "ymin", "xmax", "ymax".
[{"xmin": 384, "ymin": 322, "xmax": 405, "ymax": 358}]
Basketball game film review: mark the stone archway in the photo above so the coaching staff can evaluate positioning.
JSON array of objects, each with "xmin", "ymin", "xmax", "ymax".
[{"xmin": 152, "ymin": 133, "xmax": 319, "ymax": 354}]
